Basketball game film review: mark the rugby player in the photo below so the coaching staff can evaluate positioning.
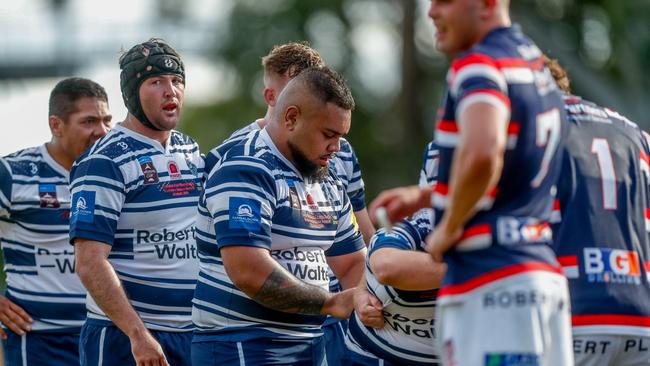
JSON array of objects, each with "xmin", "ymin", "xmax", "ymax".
[
  {"xmin": 70, "ymin": 39, "xmax": 204, "ymax": 366},
  {"xmin": 549, "ymin": 58, "xmax": 650, "ymax": 366},
  {"xmin": 0, "ymin": 77, "xmax": 111, "ymax": 365},
  {"xmin": 191, "ymin": 66, "xmax": 366, "ymax": 366},
  {"xmin": 369, "ymin": 0, "xmax": 573, "ymax": 364}
]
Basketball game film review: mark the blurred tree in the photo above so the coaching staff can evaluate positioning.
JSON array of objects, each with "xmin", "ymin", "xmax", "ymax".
[
  {"xmin": 179, "ymin": 0, "xmax": 447, "ymax": 201},
  {"xmin": 179, "ymin": 0, "xmax": 650, "ymax": 204}
]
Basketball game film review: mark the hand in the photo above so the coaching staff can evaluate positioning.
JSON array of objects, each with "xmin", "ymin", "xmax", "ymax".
[
  {"xmin": 0, "ymin": 296, "xmax": 32, "ymax": 338},
  {"xmin": 425, "ymin": 222, "xmax": 463, "ymax": 262},
  {"xmin": 353, "ymin": 286, "xmax": 384, "ymax": 329},
  {"xmin": 369, "ymin": 185, "xmax": 430, "ymax": 225},
  {"xmin": 130, "ymin": 330, "xmax": 170, "ymax": 366},
  {"xmin": 322, "ymin": 288, "xmax": 355, "ymax": 319}
]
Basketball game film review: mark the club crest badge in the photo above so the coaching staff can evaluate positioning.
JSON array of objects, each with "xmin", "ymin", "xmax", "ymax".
[
  {"xmin": 39, "ymin": 184, "xmax": 60, "ymax": 208},
  {"xmin": 167, "ymin": 160, "xmax": 182, "ymax": 179},
  {"xmin": 138, "ymin": 156, "xmax": 159, "ymax": 184},
  {"xmin": 287, "ymin": 180, "xmax": 301, "ymax": 210}
]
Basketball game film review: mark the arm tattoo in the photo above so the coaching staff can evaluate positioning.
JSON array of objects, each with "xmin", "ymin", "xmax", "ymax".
[{"xmin": 252, "ymin": 267, "xmax": 327, "ymax": 315}]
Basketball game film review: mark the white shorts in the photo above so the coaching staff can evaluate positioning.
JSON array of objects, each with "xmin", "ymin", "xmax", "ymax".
[
  {"xmin": 436, "ymin": 271, "xmax": 573, "ymax": 366},
  {"xmin": 573, "ymin": 334, "xmax": 650, "ymax": 366}
]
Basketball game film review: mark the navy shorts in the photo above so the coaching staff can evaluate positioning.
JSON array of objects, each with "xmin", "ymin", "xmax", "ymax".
[
  {"xmin": 3, "ymin": 330, "xmax": 80, "ymax": 366},
  {"xmin": 323, "ymin": 319, "xmax": 355, "ymax": 366},
  {"xmin": 192, "ymin": 336, "xmax": 326, "ymax": 366},
  {"xmin": 79, "ymin": 322, "xmax": 192, "ymax": 366}
]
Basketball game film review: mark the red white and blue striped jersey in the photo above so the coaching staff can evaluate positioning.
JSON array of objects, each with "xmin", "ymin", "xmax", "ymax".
[
  {"xmin": 552, "ymin": 95, "xmax": 650, "ymax": 337},
  {"xmin": 434, "ymin": 25, "xmax": 566, "ymax": 300},
  {"xmin": 0, "ymin": 145, "xmax": 86, "ymax": 333}
]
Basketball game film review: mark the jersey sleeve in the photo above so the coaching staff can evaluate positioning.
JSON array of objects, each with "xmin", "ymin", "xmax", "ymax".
[
  {"xmin": 448, "ymin": 53, "xmax": 511, "ymax": 120},
  {"xmin": 69, "ymin": 154, "xmax": 126, "ymax": 246},
  {"xmin": 339, "ymin": 140, "xmax": 366, "ymax": 211},
  {"xmin": 0, "ymin": 158, "xmax": 12, "ymax": 217},
  {"xmin": 418, "ymin": 142, "xmax": 439, "ymax": 188},
  {"xmin": 369, "ymin": 209, "xmax": 434, "ymax": 256},
  {"xmin": 203, "ymin": 147, "xmax": 222, "ymax": 177},
  {"xmin": 325, "ymin": 192, "xmax": 365, "ymax": 257},
  {"xmin": 206, "ymin": 155, "xmax": 276, "ymax": 249}
]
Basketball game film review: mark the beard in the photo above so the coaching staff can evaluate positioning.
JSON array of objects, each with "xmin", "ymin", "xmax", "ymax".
[{"xmin": 287, "ymin": 140, "xmax": 329, "ymax": 182}]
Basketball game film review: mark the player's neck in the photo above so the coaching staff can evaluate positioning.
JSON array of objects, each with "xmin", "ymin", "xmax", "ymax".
[
  {"xmin": 45, "ymin": 140, "xmax": 73, "ymax": 171},
  {"xmin": 265, "ymin": 123, "xmax": 293, "ymax": 164},
  {"xmin": 122, "ymin": 115, "xmax": 171, "ymax": 146}
]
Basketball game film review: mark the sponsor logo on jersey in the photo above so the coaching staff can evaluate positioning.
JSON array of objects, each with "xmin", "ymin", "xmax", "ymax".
[
  {"xmin": 497, "ymin": 217, "xmax": 552, "ymax": 245},
  {"xmin": 485, "ymin": 353, "xmax": 540, "ymax": 366},
  {"xmin": 229, "ymin": 197, "xmax": 261, "ymax": 230},
  {"xmin": 483, "ymin": 289, "xmax": 552, "ymax": 309},
  {"xmin": 381, "ymin": 310, "xmax": 436, "ymax": 339},
  {"xmin": 270, "ymin": 248, "xmax": 329, "ymax": 285},
  {"xmin": 38, "ymin": 184, "xmax": 60, "ymax": 208},
  {"xmin": 138, "ymin": 156, "xmax": 159, "ymax": 184},
  {"xmin": 136, "ymin": 227, "xmax": 197, "ymax": 243},
  {"xmin": 584, "ymin": 247, "xmax": 642, "ymax": 284},
  {"xmin": 167, "ymin": 160, "xmax": 182, "ymax": 179},
  {"xmin": 71, "ymin": 191, "xmax": 95, "ymax": 223}
]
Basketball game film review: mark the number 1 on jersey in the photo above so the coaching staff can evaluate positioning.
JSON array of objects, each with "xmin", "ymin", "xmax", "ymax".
[{"xmin": 591, "ymin": 138, "xmax": 617, "ymax": 210}]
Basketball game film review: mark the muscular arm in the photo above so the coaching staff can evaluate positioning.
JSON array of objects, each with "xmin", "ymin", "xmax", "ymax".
[
  {"xmin": 75, "ymin": 238, "xmax": 168, "ymax": 366},
  {"xmin": 369, "ymin": 248, "xmax": 446, "ymax": 291},
  {"xmin": 436, "ymin": 103, "xmax": 507, "ymax": 237},
  {"xmin": 221, "ymin": 246, "xmax": 352, "ymax": 318},
  {"xmin": 353, "ymin": 209, "xmax": 376, "ymax": 245},
  {"xmin": 75, "ymin": 239, "xmax": 144, "ymax": 334},
  {"xmin": 326, "ymin": 247, "xmax": 367, "ymax": 290}
]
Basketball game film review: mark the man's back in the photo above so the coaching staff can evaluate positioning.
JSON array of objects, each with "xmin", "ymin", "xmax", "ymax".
[{"xmin": 554, "ymin": 95, "xmax": 650, "ymax": 331}]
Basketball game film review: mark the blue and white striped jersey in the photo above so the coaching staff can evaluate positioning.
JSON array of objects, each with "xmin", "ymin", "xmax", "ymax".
[
  {"xmin": 192, "ymin": 128, "xmax": 365, "ymax": 341},
  {"xmin": 419, "ymin": 142, "xmax": 439, "ymax": 188},
  {"xmin": 205, "ymin": 121, "xmax": 366, "ymax": 211},
  {"xmin": 347, "ymin": 214, "xmax": 438, "ymax": 366},
  {"xmin": 69, "ymin": 124, "xmax": 205, "ymax": 332},
  {"xmin": 346, "ymin": 142, "xmax": 440, "ymax": 366},
  {"xmin": 0, "ymin": 145, "xmax": 85, "ymax": 333}
]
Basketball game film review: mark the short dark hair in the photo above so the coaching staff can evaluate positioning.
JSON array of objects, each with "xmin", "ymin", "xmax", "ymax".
[
  {"xmin": 297, "ymin": 66, "xmax": 355, "ymax": 111},
  {"xmin": 49, "ymin": 77, "xmax": 108, "ymax": 120},
  {"xmin": 262, "ymin": 42, "xmax": 324, "ymax": 78}
]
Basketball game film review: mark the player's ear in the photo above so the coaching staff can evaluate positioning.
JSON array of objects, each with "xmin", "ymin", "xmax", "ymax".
[
  {"xmin": 263, "ymin": 87, "xmax": 277, "ymax": 107},
  {"xmin": 284, "ymin": 106, "xmax": 300, "ymax": 131},
  {"xmin": 49, "ymin": 115, "xmax": 64, "ymax": 138}
]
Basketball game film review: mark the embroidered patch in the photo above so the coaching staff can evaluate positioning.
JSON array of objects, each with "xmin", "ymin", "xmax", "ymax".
[
  {"xmin": 229, "ymin": 197, "xmax": 262, "ymax": 231},
  {"xmin": 167, "ymin": 160, "xmax": 182, "ymax": 179},
  {"xmin": 287, "ymin": 180, "xmax": 301, "ymax": 210},
  {"xmin": 39, "ymin": 184, "xmax": 60, "ymax": 208},
  {"xmin": 71, "ymin": 191, "xmax": 95, "ymax": 224},
  {"xmin": 138, "ymin": 156, "xmax": 159, "ymax": 184}
]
